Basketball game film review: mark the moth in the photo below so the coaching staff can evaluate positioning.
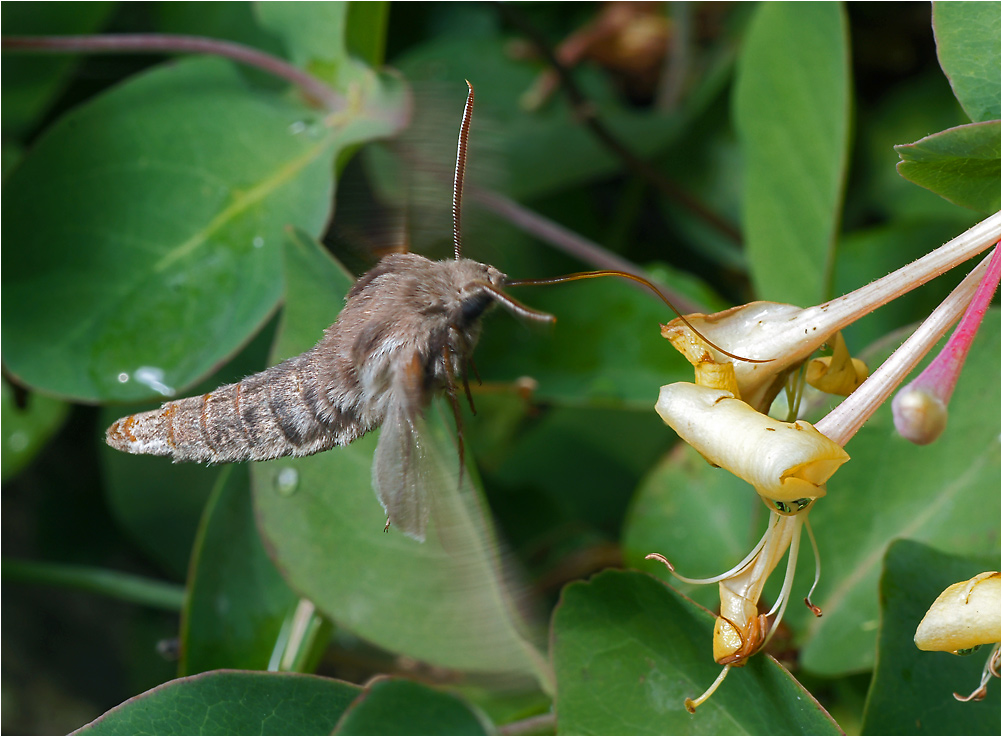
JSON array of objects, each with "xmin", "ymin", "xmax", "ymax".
[
  {"xmin": 106, "ymin": 83, "xmax": 763, "ymax": 541},
  {"xmin": 106, "ymin": 82, "xmax": 553, "ymax": 541}
]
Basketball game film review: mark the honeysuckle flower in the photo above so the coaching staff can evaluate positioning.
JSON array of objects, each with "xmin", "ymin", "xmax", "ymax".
[
  {"xmin": 893, "ymin": 244, "xmax": 1000, "ymax": 445},
  {"xmin": 915, "ymin": 572, "xmax": 1001, "ymax": 702},
  {"xmin": 655, "ymin": 383, "xmax": 849, "ymax": 510},
  {"xmin": 648, "ymin": 223, "xmax": 999, "ymax": 712},
  {"xmin": 661, "ymin": 211, "xmax": 1000, "ymax": 413},
  {"xmin": 647, "ymin": 510, "xmax": 818, "ymax": 712}
]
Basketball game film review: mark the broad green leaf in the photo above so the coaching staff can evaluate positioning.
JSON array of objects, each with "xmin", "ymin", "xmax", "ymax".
[
  {"xmin": 2, "ymin": 55, "xmax": 405, "ymax": 403},
  {"xmin": 552, "ymin": 570, "xmax": 841, "ymax": 735},
  {"xmin": 179, "ymin": 465, "xmax": 300, "ymax": 676},
  {"xmin": 475, "ymin": 263, "xmax": 704, "ymax": 408},
  {"xmin": 255, "ymin": 2, "xmax": 347, "ymax": 68},
  {"xmin": 621, "ymin": 444, "xmax": 767, "ymax": 613},
  {"xmin": 73, "ymin": 670, "xmax": 361, "ymax": 735},
  {"xmin": 799, "ymin": 311, "xmax": 1001, "ymax": 675},
  {"xmin": 1, "ymin": 380, "xmax": 69, "ymax": 482},
  {"xmin": 733, "ymin": 2, "xmax": 850, "ymax": 305},
  {"xmin": 862, "ymin": 540, "xmax": 1000, "ymax": 735},
  {"xmin": 933, "ymin": 1, "xmax": 1002, "ymax": 122},
  {"xmin": 895, "ymin": 121, "xmax": 1001, "ymax": 213},
  {"xmin": 251, "ymin": 230, "xmax": 548, "ymax": 680},
  {"xmin": 346, "ymin": 2, "xmax": 389, "ymax": 67},
  {"xmin": 333, "ymin": 678, "xmax": 492, "ymax": 735},
  {"xmin": 154, "ymin": 2, "xmax": 285, "ymax": 57},
  {"xmin": 0, "ymin": 2, "xmax": 114, "ymax": 138}
]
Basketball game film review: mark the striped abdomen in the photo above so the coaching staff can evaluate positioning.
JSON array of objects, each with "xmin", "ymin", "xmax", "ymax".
[{"xmin": 106, "ymin": 350, "xmax": 365, "ymax": 464}]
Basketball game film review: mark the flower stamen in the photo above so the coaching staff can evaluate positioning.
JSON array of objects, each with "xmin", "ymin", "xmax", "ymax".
[
  {"xmin": 685, "ymin": 665, "xmax": 731, "ymax": 713},
  {"xmin": 803, "ymin": 517, "xmax": 823, "ymax": 617}
]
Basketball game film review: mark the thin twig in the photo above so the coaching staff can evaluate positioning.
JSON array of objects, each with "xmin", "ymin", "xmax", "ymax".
[
  {"xmin": 496, "ymin": 2, "xmax": 741, "ymax": 244},
  {"xmin": 1, "ymin": 34, "xmax": 345, "ymax": 111}
]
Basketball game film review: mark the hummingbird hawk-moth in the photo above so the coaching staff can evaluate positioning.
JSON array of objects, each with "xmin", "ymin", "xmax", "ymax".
[
  {"xmin": 106, "ymin": 82, "xmax": 763, "ymax": 540},
  {"xmin": 106, "ymin": 82, "xmax": 553, "ymax": 541}
]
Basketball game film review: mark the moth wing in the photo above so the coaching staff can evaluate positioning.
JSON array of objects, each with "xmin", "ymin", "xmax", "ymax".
[
  {"xmin": 372, "ymin": 400, "xmax": 433, "ymax": 542},
  {"xmin": 372, "ymin": 350, "xmax": 433, "ymax": 541}
]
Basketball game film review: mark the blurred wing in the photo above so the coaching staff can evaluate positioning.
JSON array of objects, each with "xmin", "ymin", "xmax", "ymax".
[{"xmin": 372, "ymin": 399, "xmax": 433, "ymax": 541}]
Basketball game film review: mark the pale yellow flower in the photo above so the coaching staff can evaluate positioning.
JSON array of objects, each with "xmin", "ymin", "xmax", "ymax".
[{"xmin": 915, "ymin": 572, "xmax": 1001, "ymax": 702}]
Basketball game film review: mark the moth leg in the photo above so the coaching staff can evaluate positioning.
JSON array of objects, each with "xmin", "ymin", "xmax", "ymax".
[
  {"xmin": 441, "ymin": 347, "xmax": 467, "ymax": 483},
  {"xmin": 461, "ymin": 361, "xmax": 477, "ymax": 416}
]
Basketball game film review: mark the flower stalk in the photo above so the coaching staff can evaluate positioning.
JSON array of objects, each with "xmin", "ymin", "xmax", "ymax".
[{"xmin": 893, "ymin": 245, "xmax": 1000, "ymax": 444}]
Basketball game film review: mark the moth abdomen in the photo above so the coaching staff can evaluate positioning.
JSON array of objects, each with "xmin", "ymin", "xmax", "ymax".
[{"xmin": 106, "ymin": 351, "xmax": 362, "ymax": 464}]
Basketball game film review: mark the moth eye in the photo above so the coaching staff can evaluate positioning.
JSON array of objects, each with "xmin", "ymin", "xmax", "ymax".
[
  {"xmin": 956, "ymin": 646, "xmax": 982, "ymax": 656},
  {"xmin": 459, "ymin": 291, "xmax": 494, "ymax": 325},
  {"xmin": 772, "ymin": 500, "xmax": 793, "ymax": 514}
]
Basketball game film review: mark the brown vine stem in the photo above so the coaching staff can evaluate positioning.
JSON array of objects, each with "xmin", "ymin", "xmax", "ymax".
[
  {"xmin": 1, "ymin": 34, "xmax": 345, "ymax": 112},
  {"xmin": 495, "ymin": 2, "xmax": 742, "ymax": 245},
  {"xmin": 471, "ymin": 185, "xmax": 704, "ymax": 314}
]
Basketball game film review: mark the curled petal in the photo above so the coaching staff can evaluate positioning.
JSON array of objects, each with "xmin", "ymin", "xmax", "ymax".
[
  {"xmin": 655, "ymin": 383, "xmax": 849, "ymax": 502},
  {"xmin": 662, "ymin": 302, "xmax": 812, "ymax": 412},
  {"xmin": 915, "ymin": 572, "xmax": 1001, "ymax": 653},
  {"xmin": 805, "ymin": 332, "xmax": 869, "ymax": 396}
]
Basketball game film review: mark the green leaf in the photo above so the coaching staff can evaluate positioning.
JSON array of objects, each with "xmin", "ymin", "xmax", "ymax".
[
  {"xmin": 895, "ymin": 121, "xmax": 1001, "ymax": 213},
  {"xmin": 255, "ymin": 2, "xmax": 347, "ymax": 68},
  {"xmin": 862, "ymin": 540, "xmax": 1000, "ymax": 735},
  {"xmin": 251, "ymin": 230, "xmax": 548, "ymax": 680},
  {"xmin": 933, "ymin": 1, "xmax": 1002, "ymax": 122},
  {"xmin": 2, "ymin": 58, "xmax": 333, "ymax": 402},
  {"xmin": 476, "ymin": 268, "xmax": 699, "ymax": 409},
  {"xmin": 392, "ymin": 33, "xmax": 735, "ymax": 202},
  {"xmin": 333, "ymin": 678, "xmax": 492, "ymax": 735},
  {"xmin": 799, "ymin": 311, "xmax": 1001, "ymax": 675},
  {"xmin": 346, "ymin": 2, "xmax": 389, "ymax": 67},
  {"xmin": 3, "ymin": 54, "xmax": 406, "ymax": 403},
  {"xmin": 179, "ymin": 465, "xmax": 300, "ymax": 675},
  {"xmin": 0, "ymin": 2, "xmax": 114, "ymax": 138},
  {"xmin": 1, "ymin": 380, "xmax": 69, "ymax": 482},
  {"xmin": 733, "ymin": 2, "xmax": 851, "ymax": 305},
  {"xmin": 551, "ymin": 570, "xmax": 841, "ymax": 735},
  {"xmin": 73, "ymin": 670, "xmax": 361, "ymax": 735}
]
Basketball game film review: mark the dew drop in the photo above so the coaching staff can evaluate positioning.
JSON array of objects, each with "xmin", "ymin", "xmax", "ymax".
[
  {"xmin": 8, "ymin": 431, "xmax": 29, "ymax": 453},
  {"xmin": 252, "ymin": 236, "xmax": 265, "ymax": 249},
  {"xmin": 134, "ymin": 366, "xmax": 175, "ymax": 397},
  {"xmin": 276, "ymin": 467, "xmax": 299, "ymax": 496},
  {"xmin": 118, "ymin": 372, "xmax": 130, "ymax": 383}
]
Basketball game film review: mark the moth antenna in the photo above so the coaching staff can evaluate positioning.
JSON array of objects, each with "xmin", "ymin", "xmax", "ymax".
[
  {"xmin": 470, "ymin": 280, "xmax": 556, "ymax": 323},
  {"xmin": 506, "ymin": 270, "xmax": 772, "ymax": 364},
  {"xmin": 453, "ymin": 80, "xmax": 475, "ymax": 261}
]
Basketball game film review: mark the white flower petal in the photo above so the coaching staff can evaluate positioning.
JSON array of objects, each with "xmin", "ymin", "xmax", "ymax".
[{"xmin": 655, "ymin": 383, "xmax": 849, "ymax": 502}]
